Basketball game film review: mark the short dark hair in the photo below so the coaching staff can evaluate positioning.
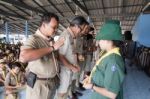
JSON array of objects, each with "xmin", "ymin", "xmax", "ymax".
[
  {"xmin": 70, "ymin": 16, "xmax": 88, "ymax": 27},
  {"xmin": 112, "ymin": 40, "xmax": 123, "ymax": 47},
  {"xmin": 112, "ymin": 40, "xmax": 124, "ymax": 56},
  {"xmin": 89, "ymin": 27, "xmax": 94, "ymax": 32},
  {"xmin": 40, "ymin": 12, "xmax": 59, "ymax": 27},
  {"xmin": 124, "ymin": 31, "xmax": 132, "ymax": 40},
  {"xmin": 10, "ymin": 62, "xmax": 21, "ymax": 69}
]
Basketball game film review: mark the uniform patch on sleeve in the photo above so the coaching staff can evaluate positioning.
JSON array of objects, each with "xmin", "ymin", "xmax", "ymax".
[{"xmin": 111, "ymin": 65, "xmax": 117, "ymax": 72}]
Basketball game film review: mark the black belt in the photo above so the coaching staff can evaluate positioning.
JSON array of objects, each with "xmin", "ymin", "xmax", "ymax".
[
  {"xmin": 37, "ymin": 77, "xmax": 52, "ymax": 80},
  {"xmin": 36, "ymin": 75, "xmax": 58, "ymax": 81}
]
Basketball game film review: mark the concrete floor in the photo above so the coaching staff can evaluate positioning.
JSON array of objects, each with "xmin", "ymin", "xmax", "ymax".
[{"xmin": 1, "ymin": 62, "xmax": 150, "ymax": 99}]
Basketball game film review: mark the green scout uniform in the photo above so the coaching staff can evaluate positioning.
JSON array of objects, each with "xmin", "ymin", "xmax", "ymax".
[
  {"xmin": 21, "ymin": 29, "xmax": 59, "ymax": 99},
  {"xmin": 90, "ymin": 48, "xmax": 125, "ymax": 99},
  {"xmin": 90, "ymin": 20, "xmax": 125, "ymax": 99}
]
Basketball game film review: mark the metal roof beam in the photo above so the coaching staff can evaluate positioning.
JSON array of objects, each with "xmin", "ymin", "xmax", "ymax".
[
  {"xmin": 88, "ymin": 4, "xmax": 144, "ymax": 10},
  {"xmin": 64, "ymin": 0, "xmax": 75, "ymax": 15},
  {"xmin": 72, "ymin": 0, "xmax": 89, "ymax": 15},
  {"xmin": 0, "ymin": 9, "xmax": 23, "ymax": 19},
  {"xmin": 0, "ymin": 3, "xmax": 26, "ymax": 19},
  {"xmin": 47, "ymin": 0, "xmax": 64, "ymax": 17},
  {"xmin": 1, "ymin": 0, "xmax": 44, "ymax": 13},
  {"xmin": 1, "ymin": 20, "xmax": 34, "ymax": 34},
  {"xmin": 32, "ymin": 0, "xmax": 48, "ymax": 13},
  {"xmin": 101, "ymin": 0, "xmax": 105, "ymax": 14},
  {"xmin": 14, "ymin": 6, "xmax": 30, "ymax": 16},
  {"xmin": 6, "ymin": 17, "xmax": 35, "ymax": 33},
  {"xmin": 47, "ymin": 0, "xmax": 68, "ymax": 28}
]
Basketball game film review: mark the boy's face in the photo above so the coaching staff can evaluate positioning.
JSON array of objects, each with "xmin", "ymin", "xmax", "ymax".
[
  {"xmin": 0, "ymin": 63, "xmax": 5, "ymax": 69},
  {"xmin": 13, "ymin": 67, "xmax": 20, "ymax": 74}
]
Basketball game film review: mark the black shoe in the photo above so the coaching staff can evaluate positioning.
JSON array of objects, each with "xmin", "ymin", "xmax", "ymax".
[
  {"xmin": 79, "ymin": 83, "xmax": 86, "ymax": 91},
  {"xmin": 75, "ymin": 91, "xmax": 83, "ymax": 96},
  {"xmin": 72, "ymin": 93, "xmax": 78, "ymax": 99}
]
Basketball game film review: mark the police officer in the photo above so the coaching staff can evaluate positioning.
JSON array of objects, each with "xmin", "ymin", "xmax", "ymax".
[
  {"xmin": 83, "ymin": 20, "xmax": 125, "ymax": 99},
  {"xmin": 19, "ymin": 13, "xmax": 65, "ymax": 99}
]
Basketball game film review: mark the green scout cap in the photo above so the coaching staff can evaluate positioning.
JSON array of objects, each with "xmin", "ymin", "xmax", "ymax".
[{"xmin": 96, "ymin": 20, "xmax": 123, "ymax": 41}]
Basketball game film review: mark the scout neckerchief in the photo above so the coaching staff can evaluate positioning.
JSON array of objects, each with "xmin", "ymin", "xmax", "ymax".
[
  {"xmin": 2, "ymin": 67, "xmax": 7, "ymax": 80},
  {"xmin": 11, "ymin": 71, "xmax": 19, "ymax": 86},
  {"xmin": 89, "ymin": 47, "xmax": 121, "ymax": 82}
]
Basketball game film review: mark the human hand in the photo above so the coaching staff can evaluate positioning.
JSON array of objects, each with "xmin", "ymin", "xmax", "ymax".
[
  {"xmin": 53, "ymin": 37, "xmax": 65, "ymax": 50},
  {"xmin": 78, "ymin": 54, "xmax": 85, "ymax": 61},
  {"xmin": 71, "ymin": 66, "xmax": 79, "ymax": 73},
  {"xmin": 82, "ymin": 75, "xmax": 90, "ymax": 84},
  {"xmin": 83, "ymin": 83, "xmax": 93, "ymax": 89},
  {"xmin": 70, "ymin": 64, "xmax": 80, "ymax": 73}
]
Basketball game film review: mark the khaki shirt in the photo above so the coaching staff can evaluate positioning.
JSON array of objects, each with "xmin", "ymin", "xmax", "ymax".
[
  {"xmin": 59, "ymin": 29, "xmax": 77, "ymax": 67},
  {"xmin": 0, "ymin": 68, "xmax": 7, "ymax": 86},
  {"xmin": 21, "ymin": 30, "xmax": 58, "ymax": 78},
  {"xmin": 75, "ymin": 37, "xmax": 84, "ymax": 54},
  {"xmin": 5, "ymin": 72, "xmax": 25, "ymax": 86}
]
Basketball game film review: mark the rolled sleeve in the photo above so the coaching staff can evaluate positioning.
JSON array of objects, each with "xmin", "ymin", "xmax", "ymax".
[
  {"xmin": 59, "ymin": 35, "xmax": 68, "ymax": 55},
  {"xmin": 21, "ymin": 36, "xmax": 37, "ymax": 50}
]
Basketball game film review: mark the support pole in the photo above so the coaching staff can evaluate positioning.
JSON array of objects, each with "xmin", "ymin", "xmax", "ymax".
[
  {"xmin": 25, "ymin": 20, "xmax": 28, "ymax": 39},
  {"xmin": 5, "ymin": 22, "xmax": 9, "ymax": 43}
]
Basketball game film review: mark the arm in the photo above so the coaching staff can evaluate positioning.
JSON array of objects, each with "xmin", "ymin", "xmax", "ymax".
[
  {"xmin": 83, "ymin": 82, "xmax": 116, "ymax": 99},
  {"xmin": 5, "ymin": 85, "xmax": 20, "ymax": 89},
  {"xmin": 93, "ymin": 85, "xmax": 117, "ymax": 99},
  {"xmin": 19, "ymin": 37, "xmax": 65, "ymax": 63},
  {"xmin": 19, "ymin": 47, "xmax": 53, "ymax": 63},
  {"xmin": 0, "ymin": 79, "xmax": 4, "ymax": 84},
  {"xmin": 59, "ymin": 54, "xmax": 79, "ymax": 72}
]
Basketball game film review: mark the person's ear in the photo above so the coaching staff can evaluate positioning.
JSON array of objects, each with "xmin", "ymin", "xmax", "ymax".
[
  {"xmin": 75, "ymin": 25, "xmax": 79, "ymax": 29},
  {"xmin": 42, "ymin": 23, "xmax": 46, "ymax": 28}
]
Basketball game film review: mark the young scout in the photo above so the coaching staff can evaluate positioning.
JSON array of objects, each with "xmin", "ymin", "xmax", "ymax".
[
  {"xmin": 5, "ymin": 62, "xmax": 25, "ymax": 99},
  {"xmin": 83, "ymin": 20, "xmax": 125, "ymax": 99}
]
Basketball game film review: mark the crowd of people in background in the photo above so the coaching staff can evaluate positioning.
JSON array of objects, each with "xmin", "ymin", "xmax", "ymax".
[{"xmin": 0, "ymin": 42, "xmax": 27, "ymax": 99}]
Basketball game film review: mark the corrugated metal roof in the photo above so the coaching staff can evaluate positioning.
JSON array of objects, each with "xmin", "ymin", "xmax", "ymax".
[{"xmin": 0, "ymin": 0, "xmax": 148, "ymax": 34}]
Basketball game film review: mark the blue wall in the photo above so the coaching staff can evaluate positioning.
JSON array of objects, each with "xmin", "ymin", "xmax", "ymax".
[{"xmin": 132, "ymin": 14, "xmax": 150, "ymax": 47}]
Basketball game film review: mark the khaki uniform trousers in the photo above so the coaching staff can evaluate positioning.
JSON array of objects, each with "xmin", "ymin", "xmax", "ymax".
[{"xmin": 26, "ymin": 76, "xmax": 59, "ymax": 99}]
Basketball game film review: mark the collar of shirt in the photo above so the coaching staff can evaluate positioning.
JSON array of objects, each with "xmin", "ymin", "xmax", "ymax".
[
  {"xmin": 67, "ymin": 27, "xmax": 76, "ymax": 39},
  {"xmin": 35, "ymin": 29, "xmax": 49, "ymax": 41}
]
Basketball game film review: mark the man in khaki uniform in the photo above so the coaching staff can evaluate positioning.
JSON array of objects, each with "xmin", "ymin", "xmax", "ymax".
[
  {"xmin": 19, "ymin": 13, "xmax": 65, "ymax": 99},
  {"xmin": 75, "ymin": 26, "xmax": 95, "ymax": 90},
  {"xmin": 56, "ymin": 16, "xmax": 88, "ymax": 99}
]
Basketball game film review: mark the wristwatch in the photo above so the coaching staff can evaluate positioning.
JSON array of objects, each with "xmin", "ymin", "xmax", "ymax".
[
  {"xmin": 50, "ymin": 46, "xmax": 55, "ymax": 51},
  {"xmin": 91, "ymin": 83, "xmax": 95, "ymax": 92}
]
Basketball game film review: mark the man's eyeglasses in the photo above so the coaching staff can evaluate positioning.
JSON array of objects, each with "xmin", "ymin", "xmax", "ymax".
[{"xmin": 78, "ymin": 24, "xmax": 86, "ymax": 32}]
